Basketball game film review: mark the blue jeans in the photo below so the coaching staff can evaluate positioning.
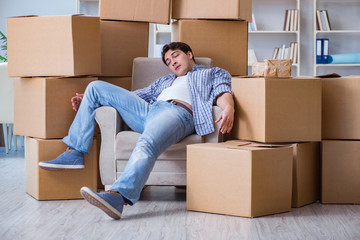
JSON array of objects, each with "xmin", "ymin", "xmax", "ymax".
[{"xmin": 63, "ymin": 81, "xmax": 195, "ymax": 204}]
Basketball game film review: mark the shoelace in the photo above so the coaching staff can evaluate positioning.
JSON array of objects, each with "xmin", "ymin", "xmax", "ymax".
[{"xmin": 106, "ymin": 190, "xmax": 128, "ymax": 205}]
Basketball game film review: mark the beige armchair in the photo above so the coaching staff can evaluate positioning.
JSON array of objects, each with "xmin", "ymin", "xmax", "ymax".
[{"xmin": 95, "ymin": 57, "xmax": 224, "ymax": 190}]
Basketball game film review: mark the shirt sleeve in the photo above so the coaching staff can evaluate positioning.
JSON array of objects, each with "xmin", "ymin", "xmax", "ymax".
[
  {"xmin": 133, "ymin": 74, "xmax": 174, "ymax": 103},
  {"xmin": 210, "ymin": 67, "xmax": 233, "ymax": 104},
  {"xmin": 133, "ymin": 82, "xmax": 156, "ymax": 103}
]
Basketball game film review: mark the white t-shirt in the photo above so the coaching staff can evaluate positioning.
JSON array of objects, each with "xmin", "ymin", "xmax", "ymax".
[{"xmin": 156, "ymin": 74, "xmax": 192, "ymax": 105}]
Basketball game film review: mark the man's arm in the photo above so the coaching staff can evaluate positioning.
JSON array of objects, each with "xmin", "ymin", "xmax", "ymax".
[{"xmin": 215, "ymin": 92, "xmax": 234, "ymax": 134}]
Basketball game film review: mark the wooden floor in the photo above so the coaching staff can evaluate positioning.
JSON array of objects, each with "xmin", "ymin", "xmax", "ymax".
[{"xmin": 1, "ymin": 147, "xmax": 360, "ymax": 240}]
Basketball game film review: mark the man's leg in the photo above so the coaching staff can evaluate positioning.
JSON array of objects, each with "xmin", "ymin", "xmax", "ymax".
[
  {"xmin": 113, "ymin": 100, "xmax": 195, "ymax": 204},
  {"xmin": 39, "ymin": 80, "xmax": 150, "ymax": 170},
  {"xmin": 80, "ymin": 100, "xmax": 195, "ymax": 219}
]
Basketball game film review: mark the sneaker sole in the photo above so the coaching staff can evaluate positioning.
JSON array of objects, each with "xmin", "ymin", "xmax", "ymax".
[
  {"xmin": 80, "ymin": 187, "xmax": 122, "ymax": 220},
  {"xmin": 38, "ymin": 162, "xmax": 84, "ymax": 171}
]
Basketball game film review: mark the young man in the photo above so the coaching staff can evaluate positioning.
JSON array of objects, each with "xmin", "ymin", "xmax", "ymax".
[{"xmin": 38, "ymin": 42, "xmax": 234, "ymax": 220}]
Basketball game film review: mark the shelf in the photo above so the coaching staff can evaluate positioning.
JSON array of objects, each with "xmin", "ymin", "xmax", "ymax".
[
  {"xmin": 247, "ymin": 64, "xmax": 299, "ymax": 67},
  {"xmin": 316, "ymin": 30, "xmax": 360, "ymax": 34},
  {"xmin": 249, "ymin": 31, "xmax": 298, "ymax": 34},
  {"xmin": 316, "ymin": 63, "xmax": 360, "ymax": 67}
]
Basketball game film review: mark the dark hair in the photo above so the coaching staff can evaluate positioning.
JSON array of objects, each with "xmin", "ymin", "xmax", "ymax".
[{"xmin": 161, "ymin": 42, "xmax": 196, "ymax": 65}]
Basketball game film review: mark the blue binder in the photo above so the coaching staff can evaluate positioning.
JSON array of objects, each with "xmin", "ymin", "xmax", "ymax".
[
  {"xmin": 316, "ymin": 39, "xmax": 323, "ymax": 64},
  {"xmin": 322, "ymin": 38, "xmax": 329, "ymax": 64}
]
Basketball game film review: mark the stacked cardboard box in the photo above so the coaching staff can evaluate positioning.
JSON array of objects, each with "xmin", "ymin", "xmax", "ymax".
[
  {"xmin": 7, "ymin": 15, "xmax": 104, "ymax": 200},
  {"xmin": 171, "ymin": 0, "xmax": 250, "ymax": 76},
  {"xmin": 7, "ymin": 0, "xmax": 175, "ymax": 200},
  {"xmin": 228, "ymin": 76, "xmax": 322, "ymax": 210},
  {"xmin": 98, "ymin": 0, "xmax": 172, "ymax": 86},
  {"xmin": 187, "ymin": 141, "xmax": 294, "ymax": 217},
  {"xmin": 170, "ymin": 0, "xmax": 296, "ymax": 218},
  {"xmin": 322, "ymin": 75, "xmax": 360, "ymax": 204}
]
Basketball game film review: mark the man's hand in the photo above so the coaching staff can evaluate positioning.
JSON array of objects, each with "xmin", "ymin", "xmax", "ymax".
[
  {"xmin": 215, "ymin": 105, "xmax": 234, "ymax": 134},
  {"xmin": 71, "ymin": 93, "xmax": 84, "ymax": 111},
  {"xmin": 215, "ymin": 92, "xmax": 235, "ymax": 134}
]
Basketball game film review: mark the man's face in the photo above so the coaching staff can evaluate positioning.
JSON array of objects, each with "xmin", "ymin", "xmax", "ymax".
[{"xmin": 164, "ymin": 49, "xmax": 195, "ymax": 77}]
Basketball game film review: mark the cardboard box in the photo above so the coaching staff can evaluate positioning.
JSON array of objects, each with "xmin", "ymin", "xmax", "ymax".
[
  {"xmin": 172, "ymin": 20, "xmax": 248, "ymax": 76},
  {"xmin": 232, "ymin": 77, "xmax": 322, "ymax": 143},
  {"xmin": 187, "ymin": 141, "xmax": 293, "ymax": 217},
  {"xmin": 7, "ymin": 15, "xmax": 101, "ymax": 77},
  {"xmin": 26, "ymin": 137, "xmax": 99, "ymax": 200},
  {"xmin": 172, "ymin": 0, "xmax": 252, "ymax": 22},
  {"xmin": 322, "ymin": 140, "xmax": 360, "ymax": 204},
  {"xmin": 100, "ymin": 21, "xmax": 149, "ymax": 77},
  {"xmin": 99, "ymin": 0, "xmax": 171, "ymax": 24},
  {"xmin": 14, "ymin": 77, "xmax": 96, "ymax": 139},
  {"xmin": 100, "ymin": 77, "xmax": 132, "ymax": 90},
  {"xmin": 264, "ymin": 59, "xmax": 292, "ymax": 78},
  {"xmin": 251, "ymin": 62, "xmax": 265, "ymax": 77},
  {"xmin": 322, "ymin": 76, "xmax": 360, "ymax": 139},
  {"xmin": 231, "ymin": 141, "xmax": 320, "ymax": 207}
]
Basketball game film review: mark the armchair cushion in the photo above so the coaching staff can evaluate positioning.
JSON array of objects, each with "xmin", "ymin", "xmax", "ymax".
[{"xmin": 116, "ymin": 131, "xmax": 202, "ymax": 160}]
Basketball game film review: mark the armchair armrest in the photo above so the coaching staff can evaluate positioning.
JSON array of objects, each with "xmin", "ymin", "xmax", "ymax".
[
  {"xmin": 202, "ymin": 105, "xmax": 223, "ymax": 143},
  {"xmin": 95, "ymin": 106, "xmax": 122, "ymax": 186}
]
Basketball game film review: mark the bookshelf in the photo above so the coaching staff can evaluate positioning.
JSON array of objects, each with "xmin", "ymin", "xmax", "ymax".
[
  {"xmin": 76, "ymin": 0, "xmax": 98, "ymax": 14},
  {"xmin": 150, "ymin": 24, "xmax": 171, "ymax": 58},
  {"xmin": 249, "ymin": 0, "xmax": 300, "ymax": 76},
  {"xmin": 313, "ymin": 0, "xmax": 360, "ymax": 76}
]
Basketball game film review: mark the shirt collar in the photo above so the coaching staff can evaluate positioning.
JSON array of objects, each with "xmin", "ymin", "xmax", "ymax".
[{"xmin": 169, "ymin": 64, "xmax": 205, "ymax": 78}]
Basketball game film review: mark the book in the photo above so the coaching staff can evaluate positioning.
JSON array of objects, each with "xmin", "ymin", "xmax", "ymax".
[
  {"xmin": 289, "ymin": 42, "xmax": 295, "ymax": 62},
  {"xmin": 284, "ymin": 47, "xmax": 290, "ymax": 59},
  {"xmin": 320, "ymin": 10, "xmax": 328, "ymax": 31},
  {"xmin": 322, "ymin": 38, "xmax": 329, "ymax": 63},
  {"xmin": 316, "ymin": 39, "xmax": 323, "ymax": 64},
  {"xmin": 316, "ymin": 10, "xmax": 323, "ymax": 31},
  {"xmin": 281, "ymin": 44, "xmax": 286, "ymax": 59},
  {"xmin": 248, "ymin": 49, "xmax": 258, "ymax": 65},
  {"xmin": 277, "ymin": 47, "xmax": 282, "ymax": 60},
  {"xmin": 293, "ymin": 42, "xmax": 298, "ymax": 64},
  {"xmin": 294, "ymin": 10, "xmax": 298, "ymax": 31},
  {"xmin": 284, "ymin": 9, "xmax": 291, "ymax": 31},
  {"xmin": 248, "ymin": 22, "xmax": 253, "ymax": 31},
  {"xmin": 283, "ymin": 10, "xmax": 289, "ymax": 31},
  {"xmin": 272, "ymin": 48, "xmax": 279, "ymax": 59},
  {"xmin": 323, "ymin": 10, "xmax": 331, "ymax": 31},
  {"xmin": 252, "ymin": 14, "xmax": 258, "ymax": 31},
  {"xmin": 290, "ymin": 9, "xmax": 295, "ymax": 31}
]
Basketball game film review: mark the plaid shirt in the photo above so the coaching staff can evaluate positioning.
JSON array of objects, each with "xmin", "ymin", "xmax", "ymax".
[{"xmin": 133, "ymin": 65, "xmax": 232, "ymax": 136}]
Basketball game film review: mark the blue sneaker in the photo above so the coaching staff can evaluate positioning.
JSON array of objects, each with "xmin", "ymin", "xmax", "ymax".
[
  {"xmin": 38, "ymin": 147, "xmax": 84, "ymax": 171},
  {"xmin": 80, "ymin": 187, "xmax": 124, "ymax": 220}
]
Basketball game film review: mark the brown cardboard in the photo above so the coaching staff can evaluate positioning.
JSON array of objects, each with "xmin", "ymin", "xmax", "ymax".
[
  {"xmin": 172, "ymin": 0, "xmax": 252, "ymax": 22},
  {"xmin": 100, "ymin": 21, "xmax": 149, "ymax": 77},
  {"xmin": 7, "ymin": 15, "xmax": 101, "ymax": 77},
  {"xmin": 251, "ymin": 62, "xmax": 266, "ymax": 77},
  {"xmin": 264, "ymin": 59, "xmax": 292, "ymax": 78},
  {"xmin": 232, "ymin": 77, "xmax": 322, "ymax": 143},
  {"xmin": 231, "ymin": 141, "xmax": 320, "ymax": 207},
  {"xmin": 14, "ymin": 77, "xmax": 96, "ymax": 139},
  {"xmin": 322, "ymin": 76, "xmax": 360, "ymax": 139},
  {"xmin": 100, "ymin": 77, "xmax": 132, "ymax": 90},
  {"xmin": 186, "ymin": 141, "xmax": 293, "ymax": 217},
  {"xmin": 26, "ymin": 137, "xmax": 99, "ymax": 200},
  {"xmin": 99, "ymin": 0, "xmax": 171, "ymax": 24},
  {"xmin": 322, "ymin": 140, "xmax": 360, "ymax": 204},
  {"xmin": 172, "ymin": 20, "xmax": 248, "ymax": 76}
]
